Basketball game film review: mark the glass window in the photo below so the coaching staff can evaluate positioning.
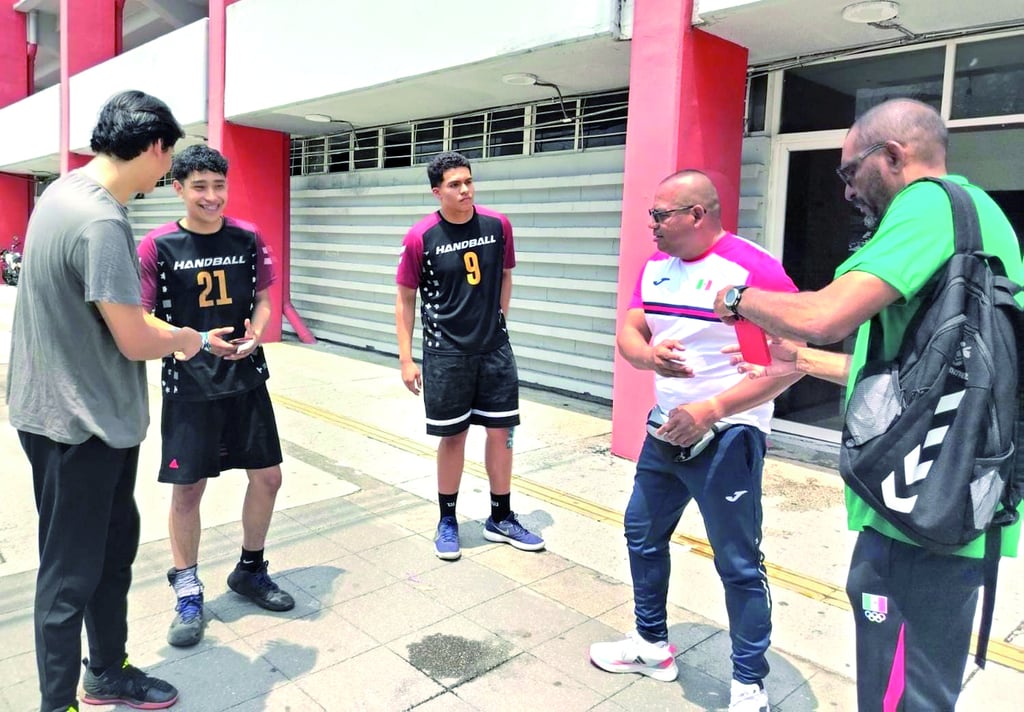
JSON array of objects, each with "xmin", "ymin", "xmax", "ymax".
[
  {"xmin": 289, "ymin": 139, "xmax": 302, "ymax": 176},
  {"xmin": 327, "ymin": 133, "xmax": 350, "ymax": 173},
  {"xmin": 747, "ymin": 74, "xmax": 768, "ymax": 134},
  {"xmin": 534, "ymin": 102, "xmax": 575, "ymax": 153},
  {"xmin": 488, "ymin": 108, "xmax": 525, "ymax": 157},
  {"xmin": 452, "ymin": 114, "xmax": 484, "ymax": 159},
  {"xmin": 780, "ymin": 48, "xmax": 944, "ymax": 133},
  {"xmin": 952, "ymin": 36, "xmax": 1024, "ymax": 119},
  {"xmin": 383, "ymin": 126, "xmax": 411, "ymax": 168},
  {"xmin": 353, "ymin": 129, "xmax": 380, "ymax": 170},
  {"xmin": 413, "ymin": 121, "xmax": 444, "ymax": 164},
  {"xmin": 304, "ymin": 137, "xmax": 326, "ymax": 174},
  {"xmin": 581, "ymin": 91, "xmax": 627, "ymax": 149}
]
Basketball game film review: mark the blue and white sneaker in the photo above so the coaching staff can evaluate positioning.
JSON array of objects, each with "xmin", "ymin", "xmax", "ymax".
[
  {"xmin": 483, "ymin": 512, "xmax": 545, "ymax": 551},
  {"xmin": 434, "ymin": 515, "xmax": 461, "ymax": 561}
]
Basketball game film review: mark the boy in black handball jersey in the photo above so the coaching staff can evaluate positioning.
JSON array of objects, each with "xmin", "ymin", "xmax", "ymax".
[
  {"xmin": 139, "ymin": 145, "xmax": 294, "ymax": 648},
  {"xmin": 396, "ymin": 151, "xmax": 544, "ymax": 561}
]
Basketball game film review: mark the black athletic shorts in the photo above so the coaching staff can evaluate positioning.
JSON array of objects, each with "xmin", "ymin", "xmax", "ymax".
[
  {"xmin": 422, "ymin": 342, "xmax": 520, "ymax": 437},
  {"xmin": 157, "ymin": 383, "xmax": 283, "ymax": 485}
]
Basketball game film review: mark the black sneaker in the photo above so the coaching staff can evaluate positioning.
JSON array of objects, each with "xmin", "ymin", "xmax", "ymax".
[
  {"xmin": 166, "ymin": 568, "xmax": 205, "ymax": 647},
  {"xmin": 81, "ymin": 657, "xmax": 178, "ymax": 709},
  {"xmin": 226, "ymin": 560, "xmax": 295, "ymax": 611}
]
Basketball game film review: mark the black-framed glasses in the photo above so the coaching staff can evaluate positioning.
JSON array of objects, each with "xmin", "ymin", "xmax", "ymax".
[
  {"xmin": 835, "ymin": 142, "xmax": 888, "ymax": 186},
  {"xmin": 648, "ymin": 205, "xmax": 696, "ymax": 223}
]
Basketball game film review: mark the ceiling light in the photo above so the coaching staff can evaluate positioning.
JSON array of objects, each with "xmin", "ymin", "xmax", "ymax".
[
  {"xmin": 304, "ymin": 113, "xmax": 334, "ymax": 123},
  {"xmin": 841, "ymin": 1, "xmax": 899, "ymax": 24},
  {"xmin": 502, "ymin": 72, "xmax": 574, "ymax": 123},
  {"xmin": 501, "ymin": 73, "xmax": 539, "ymax": 86}
]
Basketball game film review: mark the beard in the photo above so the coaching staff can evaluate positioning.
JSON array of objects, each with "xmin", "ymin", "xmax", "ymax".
[
  {"xmin": 849, "ymin": 227, "xmax": 875, "ymax": 253},
  {"xmin": 853, "ymin": 168, "xmax": 894, "ymax": 233},
  {"xmin": 861, "ymin": 211, "xmax": 880, "ymax": 232}
]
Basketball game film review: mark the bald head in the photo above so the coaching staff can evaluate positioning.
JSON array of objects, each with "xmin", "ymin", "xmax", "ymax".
[
  {"xmin": 659, "ymin": 169, "xmax": 721, "ymax": 216},
  {"xmin": 850, "ymin": 98, "xmax": 948, "ymax": 167}
]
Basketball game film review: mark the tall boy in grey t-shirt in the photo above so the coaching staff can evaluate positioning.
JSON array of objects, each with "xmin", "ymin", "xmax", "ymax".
[{"xmin": 6, "ymin": 90, "xmax": 231, "ymax": 712}]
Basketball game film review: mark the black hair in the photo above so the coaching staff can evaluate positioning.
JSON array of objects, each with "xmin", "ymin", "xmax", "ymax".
[
  {"xmin": 427, "ymin": 151, "xmax": 471, "ymax": 188},
  {"xmin": 171, "ymin": 144, "xmax": 229, "ymax": 183},
  {"xmin": 89, "ymin": 90, "xmax": 184, "ymax": 161}
]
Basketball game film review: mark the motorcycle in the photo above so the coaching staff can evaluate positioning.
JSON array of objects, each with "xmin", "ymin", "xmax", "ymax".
[{"xmin": 2, "ymin": 236, "xmax": 22, "ymax": 286}]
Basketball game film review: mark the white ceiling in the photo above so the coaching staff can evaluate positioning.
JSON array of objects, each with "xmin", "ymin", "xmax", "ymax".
[
  {"xmin": 696, "ymin": 0, "xmax": 1024, "ymax": 67},
  {"xmin": 10, "ymin": 0, "xmax": 1024, "ymax": 139},
  {"xmin": 237, "ymin": 37, "xmax": 634, "ymax": 137}
]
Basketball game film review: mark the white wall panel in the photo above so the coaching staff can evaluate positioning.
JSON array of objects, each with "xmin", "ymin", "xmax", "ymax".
[
  {"xmin": 739, "ymin": 135, "xmax": 771, "ymax": 246},
  {"xmin": 0, "ymin": 85, "xmax": 59, "ymax": 170},
  {"xmin": 126, "ymin": 187, "xmax": 181, "ymax": 243},
  {"xmin": 225, "ymin": 0, "xmax": 617, "ymax": 118},
  {"xmin": 286, "ymin": 149, "xmax": 625, "ymax": 401},
  {"xmin": 69, "ymin": 19, "xmax": 209, "ymax": 153}
]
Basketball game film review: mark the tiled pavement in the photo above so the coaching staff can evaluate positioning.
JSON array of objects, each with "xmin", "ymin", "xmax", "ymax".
[
  {"xmin": 1, "ymin": 284, "xmax": 1020, "ymax": 711},
  {"xmin": 0, "ymin": 487, "xmax": 853, "ymax": 712}
]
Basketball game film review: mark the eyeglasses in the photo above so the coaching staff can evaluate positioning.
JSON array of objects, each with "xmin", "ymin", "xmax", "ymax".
[
  {"xmin": 835, "ymin": 142, "xmax": 888, "ymax": 186},
  {"xmin": 648, "ymin": 205, "xmax": 696, "ymax": 223}
]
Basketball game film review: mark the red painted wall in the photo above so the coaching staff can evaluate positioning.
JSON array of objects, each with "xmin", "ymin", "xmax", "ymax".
[
  {"xmin": 0, "ymin": 7, "xmax": 30, "ymax": 250},
  {"xmin": 0, "ymin": 7, "xmax": 27, "ymax": 103},
  {"xmin": 610, "ymin": 1, "xmax": 749, "ymax": 461},
  {"xmin": 60, "ymin": 0, "xmax": 119, "ymax": 174},
  {"xmin": 208, "ymin": 0, "xmax": 308, "ymax": 343},
  {"xmin": 218, "ymin": 124, "xmax": 291, "ymax": 343}
]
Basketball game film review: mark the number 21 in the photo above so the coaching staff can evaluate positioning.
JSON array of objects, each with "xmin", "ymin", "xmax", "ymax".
[{"xmin": 197, "ymin": 269, "xmax": 233, "ymax": 307}]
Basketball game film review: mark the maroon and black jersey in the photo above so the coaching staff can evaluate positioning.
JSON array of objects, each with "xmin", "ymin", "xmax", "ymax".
[
  {"xmin": 139, "ymin": 217, "xmax": 276, "ymax": 401},
  {"xmin": 396, "ymin": 206, "xmax": 515, "ymax": 354}
]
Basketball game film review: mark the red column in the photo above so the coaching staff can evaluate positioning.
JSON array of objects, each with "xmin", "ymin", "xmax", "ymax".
[
  {"xmin": 610, "ymin": 0, "xmax": 748, "ymax": 460},
  {"xmin": 60, "ymin": 0, "xmax": 120, "ymax": 174},
  {"xmin": 0, "ymin": 7, "xmax": 31, "ymax": 250},
  {"xmin": 208, "ymin": 0, "xmax": 313, "ymax": 344}
]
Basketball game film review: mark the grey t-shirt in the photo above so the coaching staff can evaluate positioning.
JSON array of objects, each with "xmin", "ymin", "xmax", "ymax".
[{"xmin": 6, "ymin": 171, "xmax": 149, "ymax": 448}]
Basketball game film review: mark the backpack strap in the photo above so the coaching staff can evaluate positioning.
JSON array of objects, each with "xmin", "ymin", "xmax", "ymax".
[
  {"xmin": 863, "ymin": 178, "xmax": 985, "ymax": 363},
  {"xmin": 914, "ymin": 177, "xmax": 983, "ymax": 254},
  {"xmin": 975, "ymin": 529, "xmax": 1002, "ymax": 668}
]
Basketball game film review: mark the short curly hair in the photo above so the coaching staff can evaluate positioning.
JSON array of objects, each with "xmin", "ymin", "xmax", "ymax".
[
  {"xmin": 172, "ymin": 144, "xmax": 229, "ymax": 183},
  {"xmin": 427, "ymin": 151, "xmax": 472, "ymax": 188}
]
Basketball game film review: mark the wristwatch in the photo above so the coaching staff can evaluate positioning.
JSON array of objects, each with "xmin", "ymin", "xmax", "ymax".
[{"xmin": 724, "ymin": 285, "xmax": 749, "ymax": 316}]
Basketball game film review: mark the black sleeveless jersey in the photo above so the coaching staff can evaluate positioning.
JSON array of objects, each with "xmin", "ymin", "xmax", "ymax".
[
  {"xmin": 396, "ymin": 206, "xmax": 515, "ymax": 354},
  {"xmin": 139, "ymin": 218, "xmax": 273, "ymax": 401}
]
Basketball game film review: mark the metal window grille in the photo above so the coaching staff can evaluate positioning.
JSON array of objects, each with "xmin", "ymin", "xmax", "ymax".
[{"xmin": 289, "ymin": 87, "xmax": 628, "ymax": 175}]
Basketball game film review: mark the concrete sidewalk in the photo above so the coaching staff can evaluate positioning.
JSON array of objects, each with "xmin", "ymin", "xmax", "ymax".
[{"xmin": 0, "ymin": 284, "xmax": 1021, "ymax": 711}]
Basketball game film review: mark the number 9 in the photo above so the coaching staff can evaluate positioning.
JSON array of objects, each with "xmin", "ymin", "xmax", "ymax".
[{"xmin": 464, "ymin": 251, "xmax": 481, "ymax": 285}]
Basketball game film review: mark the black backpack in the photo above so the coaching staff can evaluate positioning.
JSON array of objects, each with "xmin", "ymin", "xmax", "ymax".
[{"xmin": 838, "ymin": 177, "xmax": 1023, "ymax": 667}]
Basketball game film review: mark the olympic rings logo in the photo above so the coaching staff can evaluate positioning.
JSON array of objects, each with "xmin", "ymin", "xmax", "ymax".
[{"xmin": 864, "ymin": 610, "xmax": 887, "ymax": 624}]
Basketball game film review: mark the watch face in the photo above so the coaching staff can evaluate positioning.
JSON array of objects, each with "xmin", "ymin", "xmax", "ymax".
[{"xmin": 726, "ymin": 288, "xmax": 740, "ymax": 307}]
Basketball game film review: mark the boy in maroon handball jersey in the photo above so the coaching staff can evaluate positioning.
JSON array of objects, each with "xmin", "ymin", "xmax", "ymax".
[
  {"xmin": 395, "ymin": 151, "xmax": 544, "ymax": 561},
  {"xmin": 139, "ymin": 145, "xmax": 294, "ymax": 650}
]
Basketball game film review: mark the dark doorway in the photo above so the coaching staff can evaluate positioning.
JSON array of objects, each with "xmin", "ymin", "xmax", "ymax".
[{"xmin": 774, "ymin": 148, "xmax": 865, "ymax": 434}]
